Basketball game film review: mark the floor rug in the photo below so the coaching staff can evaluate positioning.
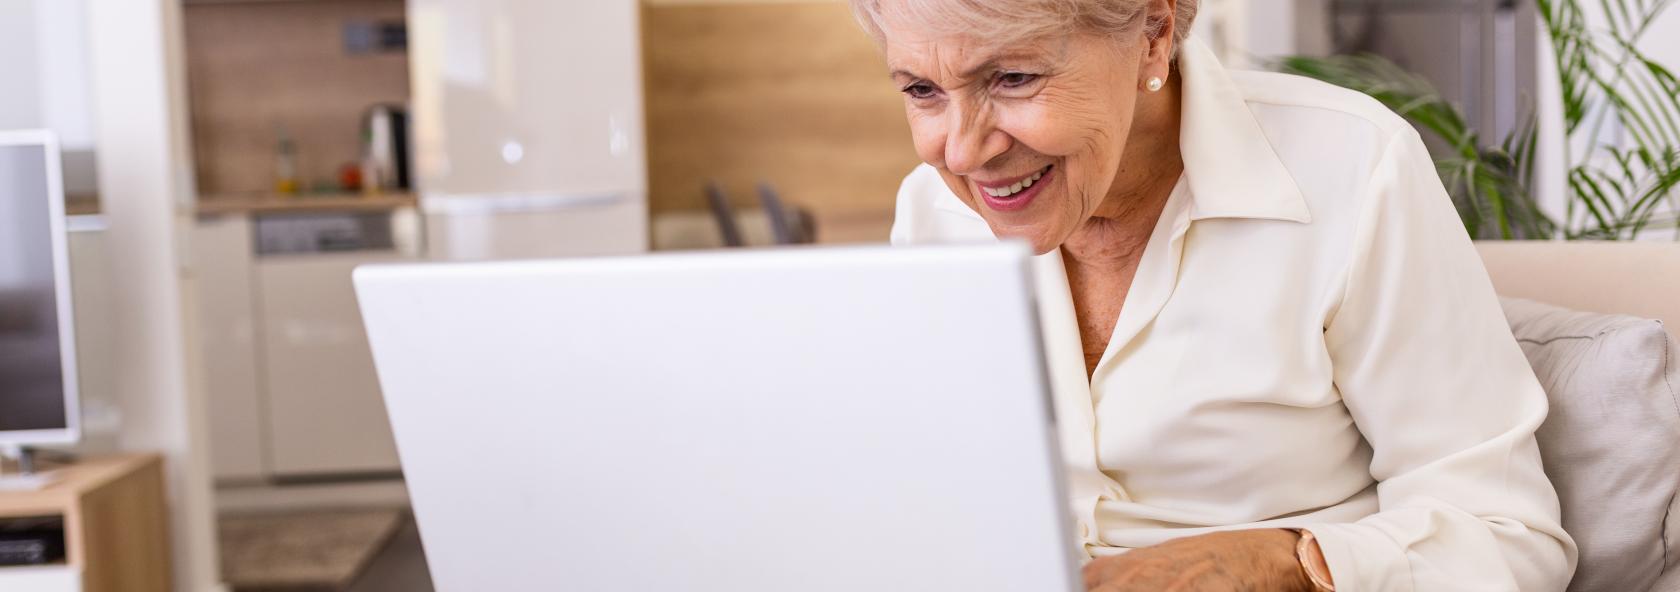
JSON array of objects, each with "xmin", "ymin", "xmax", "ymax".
[{"xmin": 219, "ymin": 508, "xmax": 404, "ymax": 591}]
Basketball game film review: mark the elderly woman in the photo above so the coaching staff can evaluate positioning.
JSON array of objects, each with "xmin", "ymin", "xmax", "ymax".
[{"xmin": 849, "ymin": 0, "xmax": 1577, "ymax": 590}]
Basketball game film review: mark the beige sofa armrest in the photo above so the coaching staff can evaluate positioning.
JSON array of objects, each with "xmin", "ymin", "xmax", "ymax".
[{"xmin": 1475, "ymin": 241, "xmax": 1680, "ymax": 330}]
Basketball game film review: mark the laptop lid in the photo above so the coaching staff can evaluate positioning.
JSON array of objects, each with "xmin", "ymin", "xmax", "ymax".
[{"xmin": 354, "ymin": 243, "xmax": 1079, "ymax": 591}]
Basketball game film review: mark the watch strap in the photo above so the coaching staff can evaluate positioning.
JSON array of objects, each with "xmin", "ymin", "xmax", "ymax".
[{"xmin": 1295, "ymin": 529, "xmax": 1336, "ymax": 592}]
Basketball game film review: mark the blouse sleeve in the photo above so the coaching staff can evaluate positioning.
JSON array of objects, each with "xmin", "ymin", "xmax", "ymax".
[{"xmin": 1306, "ymin": 128, "xmax": 1578, "ymax": 591}]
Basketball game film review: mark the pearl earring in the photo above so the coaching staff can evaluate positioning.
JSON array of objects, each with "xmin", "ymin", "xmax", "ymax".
[{"xmin": 1146, "ymin": 76, "xmax": 1165, "ymax": 92}]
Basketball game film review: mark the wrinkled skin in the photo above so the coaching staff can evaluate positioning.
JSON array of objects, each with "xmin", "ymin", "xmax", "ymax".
[
  {"xmin": 1082, "ymin": 530, "xmax": 1315, "ymax": 592},
  {"xmin": 881, "ymin": 2, "xmax": 1182, "ymax": 255}
]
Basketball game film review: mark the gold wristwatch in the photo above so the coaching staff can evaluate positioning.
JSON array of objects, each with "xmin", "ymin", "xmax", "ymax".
[{"xmin": 1295, "ymin": 529, "xmax": 1336, "ymax": 591}]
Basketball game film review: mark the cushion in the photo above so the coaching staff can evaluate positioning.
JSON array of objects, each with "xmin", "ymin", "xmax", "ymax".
[{"xmin": 1499, "ymin": 297, "xmax": 1680, "ymax": 592}]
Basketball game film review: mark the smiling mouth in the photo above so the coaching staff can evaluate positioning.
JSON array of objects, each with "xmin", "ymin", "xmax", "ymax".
[
  {"xmin": 975, "ymin": 164, "xmax": 1054, "ymax": 213},
  {"xmin": 979, "ymin": 165, "xmax": 1053, "ymax": 198}
]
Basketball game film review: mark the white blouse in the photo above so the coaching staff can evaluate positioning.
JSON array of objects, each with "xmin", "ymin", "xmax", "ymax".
[{"xmin": 890, "ymin": 38, "xmax": 1577, "ymax": 591}]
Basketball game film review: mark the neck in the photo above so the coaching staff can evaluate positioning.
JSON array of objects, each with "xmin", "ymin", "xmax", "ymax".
[{"xmin": 1063, "ymin": 71, "xmax": 1185, "ymax": 267}]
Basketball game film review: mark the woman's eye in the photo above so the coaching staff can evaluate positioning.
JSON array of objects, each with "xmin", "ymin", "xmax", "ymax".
[
  {"xmin": 997, "ymin": 72, "xmax": 1040, "ymax": 88},
  {"xmin": 902, "ymin": 83, "xmax": 938, "ymax": 100}
]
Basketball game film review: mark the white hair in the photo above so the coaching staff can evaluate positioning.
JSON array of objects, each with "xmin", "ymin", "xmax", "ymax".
[{"xmin": 850, "ymin": 0, "xmax": 1199, "ymax": 58}]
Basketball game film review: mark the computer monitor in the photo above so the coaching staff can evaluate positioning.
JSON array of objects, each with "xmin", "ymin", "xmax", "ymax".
[{"xmin": 0, "ymin": 130, "xmax": 80, "ymax": 447}]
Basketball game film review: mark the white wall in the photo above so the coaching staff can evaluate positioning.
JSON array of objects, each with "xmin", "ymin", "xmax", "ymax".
[
  {"xmin": 2, "ymin": 0, "xmax": 100, "ymax": 195},
  {"xmin": 66, "ymin": 222, "xmax": 122, "ymax": 450},
  {"xmin": 31, "ymin": 0, "xmax": 97, "ymax": 151},
  {"xmin": 84, "ymin": 0, "xmax": 223, "ymax": 590},
  {"xmin": 0, "ymin": 0, "xmax": 44, "ymax": 130},
  {"xmin": 1, "ymin": 0, "xmax": 95, "ymax": 143},
  {"xmin": 1191, "ymin": 0, "xmax": 1331, "ymax": 69},
  {"xmin": 1240, "ymin": 0, "xmax": 1297, "ymax": 63},
  {"xmin": 1648, "ymin": 10, "xmax": 1680, "ymax": 61}
]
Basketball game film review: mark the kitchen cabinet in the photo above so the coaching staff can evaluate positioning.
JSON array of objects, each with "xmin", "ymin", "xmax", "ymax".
[
  {"xmin": 194, "ymin": 206, "xmax": 417, "ymax": 482},
  {"xmin": 255, "ymin": 251, "xmax": 404, "ymax": 476},
  {"xmin": 193, "ymin": 215, "xmax": 267, "ymax": 481}
]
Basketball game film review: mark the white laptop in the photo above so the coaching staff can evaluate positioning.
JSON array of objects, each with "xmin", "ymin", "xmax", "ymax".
[{"xmin": 353, "ymin": 243, "xmax": 1081, "ymax": 592}]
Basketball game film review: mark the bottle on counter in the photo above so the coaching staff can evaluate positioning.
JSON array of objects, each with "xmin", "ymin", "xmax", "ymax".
[
  {"xmin": 360, "ymin": 135, "xmax": 382, "ymax": 197},
  {"xmin": 274, "ymin": 126, "xmax": 300, "ymax": 195}
]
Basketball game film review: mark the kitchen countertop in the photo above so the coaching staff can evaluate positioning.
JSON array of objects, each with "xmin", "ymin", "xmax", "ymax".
[{"xmin": 196, "ymin": 192, "xmax": 419, "ymax": 216}]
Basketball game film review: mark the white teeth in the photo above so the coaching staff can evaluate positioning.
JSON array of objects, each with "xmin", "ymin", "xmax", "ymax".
[{"xmin": 980, "ymin": 166, "xmax": 1050, "ymax": 199}]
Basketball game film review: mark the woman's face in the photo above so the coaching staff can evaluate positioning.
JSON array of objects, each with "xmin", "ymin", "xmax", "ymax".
[{"xmin": 881, "ymin": 22, "xmax": 1154, "ymax": 253}]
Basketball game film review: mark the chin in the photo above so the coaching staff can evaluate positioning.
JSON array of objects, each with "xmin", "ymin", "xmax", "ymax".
[
  {"xmin": 965, "ymin": 179, "xmax": 1077, "ymax": 256},
  {"xmin": 986, "ymin": 223, "xmax": 1063, "ymax": 256}
]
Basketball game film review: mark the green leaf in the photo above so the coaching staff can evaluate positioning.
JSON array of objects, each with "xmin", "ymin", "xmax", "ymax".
[{"xmin": 1281, "ymin": 0, "xmax": 1678, "ymax": 241}]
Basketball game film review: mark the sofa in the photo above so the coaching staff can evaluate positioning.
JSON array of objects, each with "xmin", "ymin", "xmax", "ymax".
[{"xmin": 1477, "ymin": 242, "xmax": 1680, "ymax": 592}]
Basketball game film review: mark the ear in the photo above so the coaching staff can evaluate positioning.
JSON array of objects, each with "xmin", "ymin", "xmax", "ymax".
[{"xmin": 1136, "ymin": 0, "xmax": 1178, "ymax": 89}]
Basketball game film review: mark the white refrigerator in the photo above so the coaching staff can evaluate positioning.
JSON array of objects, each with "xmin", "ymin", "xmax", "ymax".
[{"xmin": 407, "ymin": 0, "xmax": 649, "ymax": 260}]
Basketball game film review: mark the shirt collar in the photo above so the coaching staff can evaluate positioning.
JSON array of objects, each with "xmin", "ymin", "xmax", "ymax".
[
  {"xmin": 1177, "ymin": 37, "xmax": 1311, "ymax": 224},
  {"xmin": 932, "ymin": 36, "xmax": 1311, "ymax": 225}
]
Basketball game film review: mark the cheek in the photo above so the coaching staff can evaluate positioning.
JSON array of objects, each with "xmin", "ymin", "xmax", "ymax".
[
  {"xmin": 996, "ymin": 111, "xmax": 1093, "ymax": 159},
  {"xmin": 998, "ymin": 81, "xmax": 1132, "ymax": 162},
  {"xmin": 998, "ymin": 93, "xmax": 1133, "ymax": 198},
  {"xmin": 906, "ymin": 110, "xmax": 947, "ymax": 167}
]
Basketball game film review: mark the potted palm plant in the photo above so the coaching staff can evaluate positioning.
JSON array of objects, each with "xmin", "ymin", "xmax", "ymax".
[{"xmin": 1279, "ymin": 0, "xmax": 1680, "ymax": 242}]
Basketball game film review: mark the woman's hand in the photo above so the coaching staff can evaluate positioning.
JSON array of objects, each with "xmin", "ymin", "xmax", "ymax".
[{"xmin": 1082, "ymin": 529, "xmax": 1314, "ymax": 592}]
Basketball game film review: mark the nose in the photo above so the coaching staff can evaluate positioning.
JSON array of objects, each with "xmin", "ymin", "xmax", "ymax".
[{"xmin": 941, "ymin": 98, "xmax": 1010, "ymax": 176}]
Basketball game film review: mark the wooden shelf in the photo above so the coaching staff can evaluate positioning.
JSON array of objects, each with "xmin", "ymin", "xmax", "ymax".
[
  {"xmin": 0, "ymin": 456, "xmax": 152, "ymax": 518},
  {"xmin": 64, "ymin": 194, "xmax": 101, "ymax": 217},
  {"xmin": 0, "ymin": 455, "xmax": 170, "ymax": 592}
]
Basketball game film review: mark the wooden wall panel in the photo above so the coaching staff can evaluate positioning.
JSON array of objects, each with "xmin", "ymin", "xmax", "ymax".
[
  {"xmin": 642, "ymin": 1, "xmax": 919, "ymax": 225},
  {"xmin": 183, "ymin": 0, "xmax": 409, "ymax": 196}
]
